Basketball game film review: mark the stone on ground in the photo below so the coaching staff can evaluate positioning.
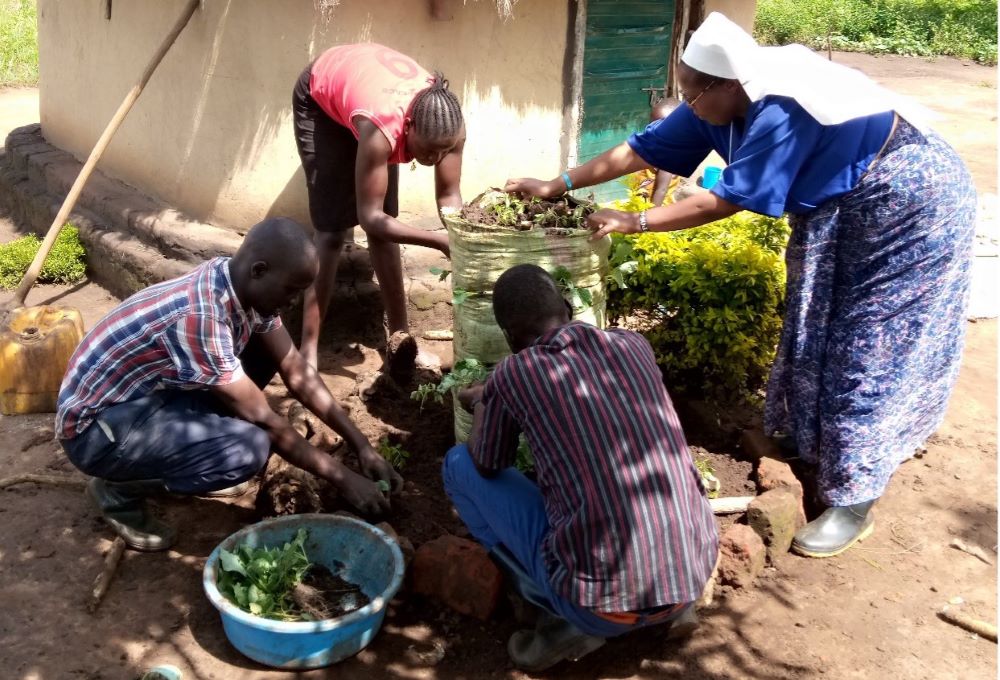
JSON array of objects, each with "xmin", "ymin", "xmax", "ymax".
[
  {"xmin": 747, "ymin": 488, "xmax": 807, "ymax": 561},
  {"xmin": 411, "ymin": 535, "xmax": 503, "ymax": 620},
  {"xmin": 717, "ymin": 524, "xmax": 766, "ymax": 589},
  {"xmin": 755, "ymin": 456, "xmax": 805, "ymax": 501}
]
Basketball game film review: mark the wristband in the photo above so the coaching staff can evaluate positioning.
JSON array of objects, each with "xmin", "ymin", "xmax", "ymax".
[
  {"xmin": 469, "ymin": 397, "xmax": 483, "ymax": 410},
  {"xmin": 638, "ymin": 210, "xmax": 649, "ymax": 232},
  {"xmin": 561, "ymin": 172, "xmax": 573, "ymax": 191}
]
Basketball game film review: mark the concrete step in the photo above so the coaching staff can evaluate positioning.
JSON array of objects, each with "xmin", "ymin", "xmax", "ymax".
[{"xmin": 0, "ymin": 125, "xmax": 373, "ymax": 297}]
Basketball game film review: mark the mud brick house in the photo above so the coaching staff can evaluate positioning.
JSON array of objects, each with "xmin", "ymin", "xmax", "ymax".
[{"xmin": 1, "ymin": 0, "xmax": 754, "ymax": 295}]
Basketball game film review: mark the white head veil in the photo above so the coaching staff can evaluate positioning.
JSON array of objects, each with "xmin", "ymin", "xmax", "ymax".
[{"xmin": 681, "ymin": 12, "xmax": 934, "ymax": 130}]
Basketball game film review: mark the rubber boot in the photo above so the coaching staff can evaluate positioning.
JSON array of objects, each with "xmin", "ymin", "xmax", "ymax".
[
  {"xmin": 507, "ymin": 611, "xmax": 606, "ymax": 672},
  {"xmin": 792, "ymin": 499, "xmax": 876, "ymax": 558},
  {"xmin": 87, "ymin": 478, "xmax": 176, "ymax": 552}
]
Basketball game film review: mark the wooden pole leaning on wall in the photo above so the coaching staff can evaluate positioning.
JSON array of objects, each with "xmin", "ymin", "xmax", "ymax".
[{"xmin": 5, "ymin": 0, "xmax": 201, "ymax": 311}]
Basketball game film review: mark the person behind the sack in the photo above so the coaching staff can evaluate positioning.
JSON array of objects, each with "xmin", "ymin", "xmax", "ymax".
[
  {"xmin": 639, "ymin": 97, "xmax": 682, "ymax": 206},
  {"xmin": 441, "ymin": 264, "xmax": 717, "ymax": 672},
  {"xmin": 292, "ymin": 43, "xmax": 465, "ymax": 376},
  {"xmin": 56, "ymin": 218, "xmax": 401, "ymax": 552},
  {"xmin": 505, "ymin": 13, "xmax": 976, "ymax": 559}
]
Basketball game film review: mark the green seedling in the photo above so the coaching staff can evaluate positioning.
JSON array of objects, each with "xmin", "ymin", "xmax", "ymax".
[
  {"xmin": 411, "ymin": 358, "xmax": 492, "ymax": 409},
  {"xmin": 377, "ymin": 438, "xmax": 411, "ymax": 471},
  {"xmin": 487, "ymin": 192, "xmax": 527, "ymax": 227},
  {"xmin": 429, "ymin": 266, "xmax": 451, "ymax": 282},
  {"xmin": 515, "ymin": 437, "xmax": 534, "ymax": 473},
  {"xmin": 217, "ymin": 528, "xmax": 312, "ymax": 621},
  {"xmin": 552, "ymin": 265, "xmax": 593, "ymax": 310},
  {"xmin": 694, "ymin": 457, "xmax": 720, "ymax": 499},
  {"xmin": 479, "ymin": 193, "xmax": 594, "ymax": 230},
  {"xmin": 452, "ymin": 288, "xmax": 471, "ymax": 305}
]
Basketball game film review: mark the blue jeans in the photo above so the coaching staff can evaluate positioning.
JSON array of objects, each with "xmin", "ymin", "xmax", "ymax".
[
  {"xmin": 442, "ymin": 445, "xmax": 690, "ymax": 638},
  {"xmin": 60, "ymin": 336, "xmax": 275, "ymax": 494}
]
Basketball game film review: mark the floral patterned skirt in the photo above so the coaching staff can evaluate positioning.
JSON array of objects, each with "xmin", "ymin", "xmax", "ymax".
[{"xmin": 764, "ymin": 118, "xmax": 976, "ymax": 506}]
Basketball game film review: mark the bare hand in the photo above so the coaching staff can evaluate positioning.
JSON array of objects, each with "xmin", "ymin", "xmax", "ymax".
[
  {"xmin": 429, "ymin": 231, "xmax": 451, "ymax": 259},
  {"xmin": 586, "ymin": 209, "xmax": 640, "ymax": 241},
  {"xmin": 358, "ymin": 445, "xmax": 404, "ymax": 494},
  {"xmin": 457, "ymin": 382, "xmax": 486, "ymax": 411},
  {"xmin": 504, "ymin": 177, "xmax": 561, "ymax": 199},
  {"xmin": 338, "ymin": 468, "xmax": 391, "ymax": 515}
]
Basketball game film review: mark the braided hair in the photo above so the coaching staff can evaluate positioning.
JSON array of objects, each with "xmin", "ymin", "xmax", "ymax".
[{"xmin": 410, "ymin": 71, "xmax": 464, "ymax": 142}]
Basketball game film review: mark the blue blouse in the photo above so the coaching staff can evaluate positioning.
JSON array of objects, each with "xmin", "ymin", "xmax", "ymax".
[{"xmin": 627, "ymin": 97, "xmax": 894, "ymax": 216}]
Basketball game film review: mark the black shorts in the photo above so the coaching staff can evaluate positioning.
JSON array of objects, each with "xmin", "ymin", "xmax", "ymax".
[{"xmin": 292, "ymin": 65, "xmax": 399, "ymax": 233}]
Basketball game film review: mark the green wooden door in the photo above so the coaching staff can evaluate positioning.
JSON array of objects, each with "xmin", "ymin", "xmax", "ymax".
[{"xmin": 579, "ymin": 0, "xmax": 675, "ymax": 203}]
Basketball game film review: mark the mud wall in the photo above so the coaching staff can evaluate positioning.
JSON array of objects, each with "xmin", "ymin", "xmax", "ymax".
[{"xmin": 36, "ymin": 0, "xmax": 571, "ymax": 232}]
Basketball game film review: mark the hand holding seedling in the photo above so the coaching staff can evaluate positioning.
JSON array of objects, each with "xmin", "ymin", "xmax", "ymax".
[
  {"xmin": 457, "ymin": 382, "xmax": 486, "ymax": 411},
  {"xmin": 358, "ymin": 444, "xmax": 404, "ymax": 496},
  {"xmin": 587, "ymin": 208, "xmax": 640, "ymax": 241},
  {"xmin": 503, "ymin": 177, "xmax": 562, "ymax": 199},
  {"xmin": 338, "ymin": 466, "xmax": 392, "ymax": 515}
]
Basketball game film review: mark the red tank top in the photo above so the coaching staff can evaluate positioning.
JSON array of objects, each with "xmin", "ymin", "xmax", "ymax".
[{"xmin": 309, "ymin": 44, "xmax": 434, "ymax": 165}]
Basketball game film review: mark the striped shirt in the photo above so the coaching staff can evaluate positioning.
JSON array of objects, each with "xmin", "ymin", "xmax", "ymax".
[
  {"xmin": 56, "ymin": 258, "xmax": 280, "ymax": 440},
  {"xmin": 475, "ymin": 322, "xmax": 718, "ymax": 612}
]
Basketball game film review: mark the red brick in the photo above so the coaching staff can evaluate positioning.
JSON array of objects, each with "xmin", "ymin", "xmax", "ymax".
[
  {"xmin": 411, "ymin": 535, "xmax": 502, "ymax": 620},
  {"xmin": 747, "ymin": 489, "xmax": 807, "ymax": 561},
  {"xmin": 718, "ymin": 524, "xmax": 765, "ymax": 589}
]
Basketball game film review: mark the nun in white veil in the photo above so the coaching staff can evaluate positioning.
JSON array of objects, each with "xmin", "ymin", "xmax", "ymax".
[{"xmin": 505, "ymin": 13, "xmax": 976, "ymax": 559}]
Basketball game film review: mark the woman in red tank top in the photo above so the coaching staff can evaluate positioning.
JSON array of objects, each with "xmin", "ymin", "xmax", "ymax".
[{"xmin": 292, "ymin": 43, "xmax": 465, "ymax": 376}]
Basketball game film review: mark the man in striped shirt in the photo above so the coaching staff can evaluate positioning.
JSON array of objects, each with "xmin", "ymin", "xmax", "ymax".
[
  {"xmin": 442, "ymin": 264, "xmax": 718, "ymax": 672},
  {"xmin": 57, "ymin": 218, "xmax": 399, "ymax": 551}
]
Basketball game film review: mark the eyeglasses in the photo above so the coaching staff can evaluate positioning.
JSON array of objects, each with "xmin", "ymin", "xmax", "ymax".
[{"xmin": 682, "ymin": 80, "xmax": 717, "ymax": 108}]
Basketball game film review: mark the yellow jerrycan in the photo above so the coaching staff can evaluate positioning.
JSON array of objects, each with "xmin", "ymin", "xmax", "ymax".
[{"xmin": 0, "ymin": 305, "xmax": 85, "ymax": 415}]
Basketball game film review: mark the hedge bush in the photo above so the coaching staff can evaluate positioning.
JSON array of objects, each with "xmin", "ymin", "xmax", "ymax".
[
  {"xmin": 755, "ymin": 0, "xmax": 997, "ymax": 64},
  {"xmin": 607, "ymin": 213, "xmax": 789, "ymax": 401},
  {"xmin": 0, "ymin": 225, "xmax": 87, "ymax": 289}
]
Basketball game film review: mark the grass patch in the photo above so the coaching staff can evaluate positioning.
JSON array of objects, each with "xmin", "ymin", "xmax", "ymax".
[
  {"xmin": 755, "ymin": 0, "xmax": 997, "ymax": 64},
  {"xmin": 0, "ymin": 0, "xmax": 38, "ymax": 87},
  {"xmin": 0, "ymin": 225, "xmax": 87, "ymax": 289}
]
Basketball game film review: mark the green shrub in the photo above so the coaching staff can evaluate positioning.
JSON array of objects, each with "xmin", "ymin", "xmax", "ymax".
[
  {"xmin": 0, "ymin": 0, "xmax": 38, "ymax": 86},
  {"xmin": 0, "ymin": 225, "xmax": 87, "ymax": 289},
  {"xmin": 607, "ymin": 213, "xmax": 789, "ymax": 401},
  {"xmin": 755, "ymin": 0, "xmax": 997, "ymax": 64}
]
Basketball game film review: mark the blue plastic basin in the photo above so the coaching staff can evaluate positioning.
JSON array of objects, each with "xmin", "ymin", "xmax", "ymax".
[{"xmin": 203, "ymin": 514, "xmax": 405, "ymax": 669}]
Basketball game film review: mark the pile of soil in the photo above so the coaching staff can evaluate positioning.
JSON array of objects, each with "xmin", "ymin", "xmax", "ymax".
[
  {"xmin": 291, "ymin": 564, "xmax": 371, "ymax": 620},
  {"xmin": 460, "ymin": 194, "xmax": 594, "ymax": 232}
]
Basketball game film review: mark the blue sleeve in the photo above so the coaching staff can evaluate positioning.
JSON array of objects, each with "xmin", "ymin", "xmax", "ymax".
[
  {"xmin": 627, "ymin": 104, "xmax": 714, "ymax": 178},
  {"xmin": 711, "ymin": 98, "xmax": 822, "ymax": 217}
]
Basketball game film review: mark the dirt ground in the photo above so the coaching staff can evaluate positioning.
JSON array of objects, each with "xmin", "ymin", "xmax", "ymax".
[{"xmin": 1, "ymin": 52, "xmax": 997, "ymax": 680}]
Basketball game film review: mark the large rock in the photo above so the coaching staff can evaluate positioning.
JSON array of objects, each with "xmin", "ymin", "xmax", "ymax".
[
  {"xmin": 755, "ymin": 456, "xmax": 805, "ymax": 501},
  {"xmin": 747, "ymin": 489, "xmax": 807, "ymax": 561},
  {"xmin": 411, "ymin": 535, "xmax": 503, "ymax": 620},
  {"xmin": 717, "ymin": 524, "xmax": 766, "ymax": 589}
]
